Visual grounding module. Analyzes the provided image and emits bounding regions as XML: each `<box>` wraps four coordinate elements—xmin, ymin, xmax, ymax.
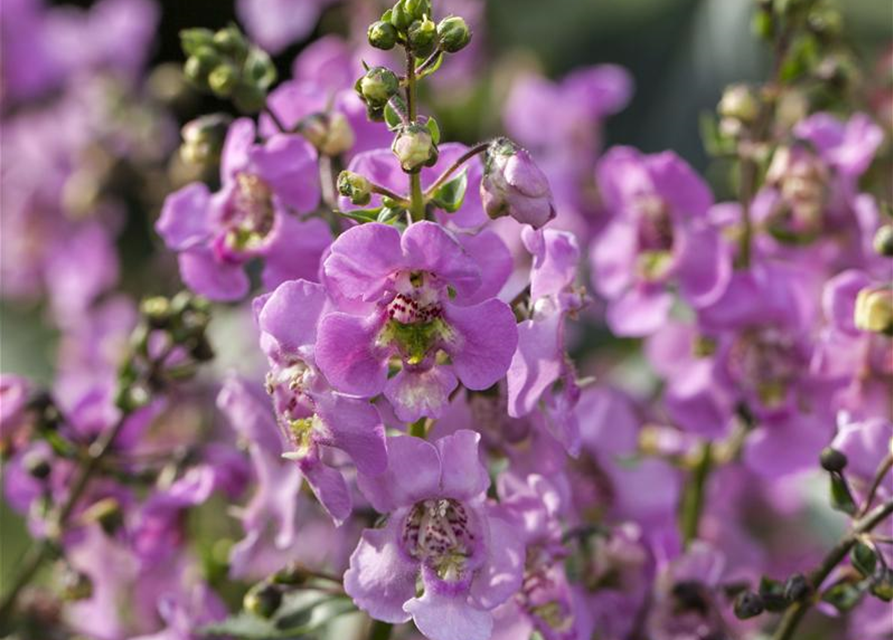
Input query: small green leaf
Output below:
<box><xmin>377</xmin><ymin>207</ymin><xmax>403</xmax><ymax>224</ymax></box>
<box><xmin>830</xmin><ymin>473</ymin><xmax>857</xmax><ymax>515</ymax></box>
<box><xmin>821</xmin><ymin>580</ymin><xmax>867</xmax><ymax>613</ymax></box>
<box><xmin>337</xmin><ymin>207</ymin><xmax>382</xmax><ymax>224</ymax></box>
<box><xmin>417</xmin><ymin>52</ymin><xmax>444</xmax><ymax>80</ymax></box>
<box><xmin>851</xmin><ymin>542</ymin><xmax>878</xmax><ymax>578</ymax></box>
<box><xmin>202</xmin><ymin>592</ymin><xmax>355</xmax><ymax>639</ymax></box>
<box><xmin>431</xmin><ymin>169</ymin><xmax>468</xmax><ymax>213</ymax></box>
<box><xmin>384</xmin><ymin>96</ymin><xmax>407</xmax><ymax>132</ymax></box>
<box><xmin>425</xmin><ymin>117</ymin><xmax>441</xmax><ymax>145</ymax></box>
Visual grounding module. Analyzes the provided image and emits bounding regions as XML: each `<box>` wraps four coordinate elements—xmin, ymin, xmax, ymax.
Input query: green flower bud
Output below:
<box><xmin>62</xmin><ymin>568</ymin><xmax>94</xmax><ymax>601</ymax></box>
<box><xmin>179</xmin><ymin>28</ymin><xmax>215</xmax><ymax>57</ymax></box>
<box><xmin>408</xmin><ymin>16</ymin><xmax>437</xmax><ymax>58</ymax></box>
<box><xmin>873</xmin><ymin>225</ymin><xmax>893</xmax><ymax>257</ymax></box>
<box><xmin>179</xmin><ymin>113</ymin><xmax>233</xmax><ymax>166</ymax></box>
<box><xmin>82</xmin><ymin>497</ymin><xmax>125</xmax><ymax>535</ymax></box>
<box><xmin>337</xmin><ymin>171</ymin><xmax>373</xmax><ymax>205</ymax></box>
<box><xmin>403</xmin><ymin>0</ymin><xmax>431</xmax><ymax>22</ymax></box>
<box><xmin>437</xmin><ymin>16</ymin><xmax>471</xmax><ymax>53</ymax></box>
<box><xmin>300</xmin><ymin>112</ymin><xmax>355</xmax><ymax>157</ymax></box>
<box><xmin>208</xmin><ymin>64</ymin><xmax>240</xmax><ymax>97</ymax></box>
<box><xmin>368</xmin><ymin>20</ymin><xmax>398</xmax><ymax>50</ymax></box>
<box><xmin>357</xmin><ymin>67</ymin><xmax>400</xmax><ymax>107</ymax></box>
<box><xmin>783</xmin><ymin>573</ymin><xmax>811</xmax><ymax>602</ymax></box>
<box><xmin>392</xmin><ymin>123</ymin><xmax>437</xmax><ymax>173</ymax></box>
<box><xmin>733</xmin><ymin>590</ymin><xmax>764</xmax><ymax>619</ymax></box>
<box><xmin>213</xmin><ymin>25</ymin><xmax>249</xmax><ymax>60</ymax></box>
<box><xmin>718</xmin><ymin>84</ymin><xmax>759</xmax><ymax>123</ymax></box>
<box><xmin>244</xmin><ymin>583</ymin><xmax>282</xmax><ymax>618</ymax></box>
<box><xmin>390</xmin><ymin>0</ymin><xmax>412</xmax><ymax>31</ymax></box>
<box><xmin>231</xmin><ymin>82</ymin><xmax>267</xmax><ymax>114</ymax></box>
<box><xmin>183</xmin><ymin>46</ymin><xmax>222</xmax><ymax>86</ymax></box>
<box><xmin>820</xmin><ymin>446</ymin><xmax>848</xmax><ymax>473</ymax></box>
<box><xmin>854</xmin><ymin>285</ymin><xmax>893</xmax><ymax>335</ymax></box>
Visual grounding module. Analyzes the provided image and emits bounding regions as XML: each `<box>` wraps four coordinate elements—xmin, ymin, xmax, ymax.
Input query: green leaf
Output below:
<box><xmin>851</xmin><ymin>542</ymin><xmax>878</xmax><ymax>578</ymax></box>
<box><xmin>871</xmin><ymin>569</ymin><xmax>893</xmax><ymax>602</ymax></box>
<box><xmin>377</xmin><ymin>207</ymin><xmax>404</xmax><ymax>224</ymax></box>
<box><xmin>830</xmin><ymin>473</ymin><xmax>857</xmax><ymax>515</ymax></box>
<box><xmin>384</xmin><ymin>97</ymin><xmax>407</xmax><ymax>132</ymax></box>
<box><xmin>202</xmin><ymin>592</ymin><xmax>355</xmax><ymax>639</ymax></box>
<box><xmin>431</xmin><ymin>169</ymin><xmax>468</xmax><ymax>213</ymax></box>
<box><xmin>416</xmin><ymin>52</ymin><xmax>444</xmax><ymax>80</ymax></box>
<box><xmin>337</xmin><ymin>207</ymin><xmax>382</xmax><ymax>224</ymax></box>
<box><xmin>425</xmin><ymin>117</ymin><xmax>441</xmax><ymax>145</ymax></box>
<box><xmin>821</xmin><ymin>580</ymin><xmax>867</xmax><ymax>613</ymax></box>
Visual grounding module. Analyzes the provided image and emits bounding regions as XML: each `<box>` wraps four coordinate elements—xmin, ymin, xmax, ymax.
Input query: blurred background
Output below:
<box><xmin>1</xmin><ymin>0</ymin><xmax>891</xmax><ymax>604</ymax></box>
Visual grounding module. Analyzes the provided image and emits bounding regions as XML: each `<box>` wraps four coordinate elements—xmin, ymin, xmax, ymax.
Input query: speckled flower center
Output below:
<box><xmin>402</xmin><ymin>498</ymin><xmax>475</xmax><ymax>581</ymax></box>
<box><xmin>386</xmin><ymin>271</ymin><xmax>444</xmax><ymax>324</ymax></box>
<box><xmin>635</xmin><ymin>196</ymin><xmax>674</xmax><ymax>253</ymax></box>
<box><xmin>226</xmin><ymin>173</ymin><xmax>275</xmax><ymax>250</ymax></box>
<box><xmin>265</xmin><ymin>360</ymin><xmax>312</xmax><ymax>420</ymax></box>
<box><xmin>729</xmin><ymin>329</ymin><xmax>801</xmax><ymax>407</ymax></box>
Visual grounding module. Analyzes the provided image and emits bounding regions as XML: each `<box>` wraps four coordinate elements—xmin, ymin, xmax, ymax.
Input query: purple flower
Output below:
<box><xmin>315</xmin><ymin>221</ymin><xmax>518</xmax><ymax>422</ymax></box>
<box><xmin>832</xmin><ymin>417</ymin><xmax>892</xmax><ymax>502</ymax></box>
<box><xmin>590</xmin><ymin>147</ymin><xmax>730</xmax><ymax>337</ymax></box>
<box><xmin>254</xmin><ymin>279</ymin><xmax>388</xmax><ymax>523</ymax></box>
<box><xmin>157</xmin><ymin>118</ymin><xmax>329</xmax><ymax>300</ymax></box>
<box><xmin>507</xmin><ymin>227</ymin><xmax>586</xmax><ymax>454</ymax></box>
<box><xmin>481</xmin><ymin>138</ymin><xmax>556</xmax><ymax>229</ymax></box>
<box><xmin>0</xmin><ymin>374</ymin><xmax>32</xmax><ymax>455</ymax></box>
<box><xmin>237</xmin><ymin>0</ymin><xmax>337</xmax><ymax>54</ymax></box>
<box><xmin>345</xmin><ymin>431</ymin><xmax>524</xmax><ymax>640</ymax></box>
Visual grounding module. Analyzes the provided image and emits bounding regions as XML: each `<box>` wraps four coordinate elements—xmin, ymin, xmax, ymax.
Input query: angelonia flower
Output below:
<box><xmin>4</xmin><ymin>2</ymin><xmax>893</xmax><ymax>640</ymax></box>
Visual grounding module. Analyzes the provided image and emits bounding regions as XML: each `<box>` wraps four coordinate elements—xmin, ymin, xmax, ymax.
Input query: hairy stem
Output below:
<box><xmin>771</xmin><ymin>499</ymin><xmax>893</xmax><ymax>640</ymax></box>
<box><xmin>859</xmin><ymin>452</ymin><xmax>893</xmax><ymax>517</ymax></box>
<box><xmin>423</xmin><ymin>141</ymin><xmax>490</xmax><ymax>199</ymax></box>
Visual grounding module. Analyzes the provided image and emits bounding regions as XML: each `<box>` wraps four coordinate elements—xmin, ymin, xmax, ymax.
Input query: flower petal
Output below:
<box><xmin>443</xmin><ymin>300</ymin><xmax>518</xmax><ymax>390</ymax></box>
<box><xmin>315</xmin><ymin>312</ymin><xmax>388</xmax><ymax>397</ymax></box>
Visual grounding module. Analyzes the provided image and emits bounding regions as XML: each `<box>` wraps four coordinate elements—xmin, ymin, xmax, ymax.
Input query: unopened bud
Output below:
<box><xmin>873</xmin><ymin>225</ymin><xmax>893</xmax><ymax>257</ymax></box>
<box><xmin>854</xmin><ymin>285</ymin><xmax>893</xmax><ymax>335</ymax></box>
<box><xmin>402</xmin><ymin>0</ymin><xmax>431</xmax><ymax>22</ymax></box>
<box><xmin>783</xmin><ymin>573</ymin><xmax>811</xmax><ymax>602</ymax></box>
<box><xmin>212</xmin><ymin>26</ymin><xmax>249</xmax><ymax>60</ymax></box>
<box><xmin>368</xmin><ymin>20</ymin><xmax>398</xmax><ymax>50</ymax></box>
<box><xmin>208</xmin><ymin>64</ymin><xmax>240</xmax><ymax>97</ymax></box>
<box><xmin>141</xmin><ymin>296</ymin><xmax>172</xmax><ymax>328</ymax></box>
<box><xmin>232</xmin><ymin>82</ymin><xmax>267</xmax><ymax>114</ymax></box>
<box><xmin>481</xmin><ymin>138</ymin><xmax>555</xmax><ymax>228</ymax></box>
<box><xmin>244</xmin><ymin>582</ymin><xmax>282</xmax><ymax>618</ymax></box>
<box><xmin>337</xmin><ymin>171</ymin><xmax>373</xmax><ymax>205</ymax></box>
<box><xmin>408</xmin><ymin>16</ymin><xmax>437</xmax><ymax>58</ymax></box>
<box><xmin>23</xmin><ymin>449</ymin><xmax>52</xmax><ymax>480</ymax></box>
<box><xmin>357</xmin><ymin>67</ymin><xmax>400</xmax><ymax>107</ymax></box>
<box><xmin>437</xmin><ymin>16</ymin><xmax>471</xmax><ymax>53</ymax></box>
<box><xmin>184</xmin><ymin>47</ymin><xmax>221</xmax><ymax>87</ymax></box>
<box><xmin>392</xmin><ymin>123</ymin><xmax>437</xmax><ymax>173</ymax></box>
<box><xmin>718</xmin><ymin>84</ymin><xmax>759</xmax><ymax>123</ymax></box>
<box><xmin>82</xmin><ymin>497</ymin><xmax>124</xmax><ymax>535</ymax></box>
<box><xmin>733</xmin><ymin>590</ymin><xmax>764</xmax><ymax>619</ymax></box>
<box><xmin>180</xmin><ymin>113</ymin><xmax>232</xmax><ymax>166</ymax></box>
<box><xmin>820</xmin><ymin>447</ymin><xmax>848</xmax><ymax>472</ymax></box>
<box><xmin>301</xmin><ymin>112</ymin><xmax>354</xmax><ymax>157</ymax></box>
<box><xmin>389</xmin><ymin>0</ymin><xmax>412</xmax><ymax>32</ymax></box>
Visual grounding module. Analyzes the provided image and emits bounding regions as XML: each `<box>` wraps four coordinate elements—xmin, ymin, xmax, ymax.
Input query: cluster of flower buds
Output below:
<box><xmin>181</xmin><ymin>24</ymin><xmax>277</xmax><ymax>112</ymax></box>
<box><xmin>367</xmin><ymin>0</ymin><xmax>471</xmax><ymax>56</ymax></box>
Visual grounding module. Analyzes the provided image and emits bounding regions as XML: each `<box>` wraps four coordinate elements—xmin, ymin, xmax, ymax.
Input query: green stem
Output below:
<box><xmin>405</xmin><ymin>48</ymin><xmax>425</xmax><ymax>223</ymax></box>
<box><xmin>680</xmin><ymin>442</ymin><xmax>713</xmax><ymax>548</ymax></box>
<box><xmin>771</xmin><ymin>499</ymin><xmax>893</xmax><ymax>640</ymax></box>
<box><xmin>423</xmin><ymin>141</ymin><xmax>490</xmax><ymax>199</ymax></box>
<box><xmin>369</xmin><ymin>620</ymin><xmax>393</xmax><ymax>640</ymax></box>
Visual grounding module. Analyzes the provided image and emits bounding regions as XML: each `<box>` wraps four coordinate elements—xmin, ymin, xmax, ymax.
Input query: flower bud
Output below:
<box><xmin>408</xmin><ymin>16</ymin><xmax>437</xmax><ymax>58</ymax></box>
<box><xmin>368</xmin><ymin>20</ymin><xmax>398</xmax><ymax>50</ymax></box>
<box><xmin>212</xmin><ymin>25</ymin><xmax>249</xmax><ymax>60</ymax></box>
<box><xmin>733</xmin><ymin>590</ymin><xmax>764</xmax><ymax>619</ymax></box>
<box><xmin>402</xmin><ymin>0</ymin><xmax>431</xmax><ymax>22</ymax></box>
<box><xmin>301</xmin><ymin>112</ymin><xmax>355</xmax><ymax>157</ymax></box>
<box><xmin>389</xmin><ymin>0</ymin><xmax>412</xmax><ymax>31</ymax></box>
<box><xmin>62</xmin><ymin>568</ymin><xmax>93</xmax><ymax>601</ymax></box>
<box><xmin>180</xmin><ymin>113</ymin><xmax>233</xmax><ymax>166</ymax></box>
<box><xmin>854</xmin><ymin>285</ymin><xmax>893</xmax><ymax>335</ymax></box>
<box><xmin>232</xmin><ymin>82</ymin><xmax>267</xmax><ymax>114</ymax></box>
<box><xmin>820</xmin><ymin>446</ymin><xmax>848</xmax><ymax>472</ymax></box>
<box><xmin>183</xmin><ymin>47</ymin><xmax>221</xmax><ymax>87</ymax></box>
<box><xmin>208</xmin><ymin>64</ymin><xmax>240</xmax><ymax>97</ymax></box>
<box><xmin>357</xmin><ymin>67</ymin><xmax>400</xmax><ymax>107</ymax></box>
<box><xmin>783</xmin><ymin>573</ymin><xmax>811</xmax><ymax>602</ymax></box>
<box><xmin>437</xmin><ymin>16</ymin><xmax>471</xmax><ymax>53</ymax></box>
<box><xmin>82</xmin><ymin>497</ymin><xmax>125</xmax><ymax>535</ymax></box>
<box><xmin>23</xmin><ymin>448</ymin><xmax>51</xmax><ymax>480</ymax></box>
<box><xmin>718</xmin><ymin>84</ymin><xmax>759</xmax><ymax>123</ymax></box>
<box><xmin>392</xmin><ymin>123</ymin><xmax>437</xmax><ymax>173</ymax></box>
<box><xmin>481</xmin><ymin>138</ymin><xmax>555</xmax><ymax>228</ymax></box>
<box><xmin>337</xmin><ymin>171</ymin><xmax>373</xmax><ymax>205</ymax></box>
<box><xmin>244</xmin><ymin>582</ymin><xmax>282</xmax><ymax>618</ymax></box>
<box><xmin>873</xmin><ymin>225</ymin><xmax>893</xmax><ymax>257</ymax></box>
